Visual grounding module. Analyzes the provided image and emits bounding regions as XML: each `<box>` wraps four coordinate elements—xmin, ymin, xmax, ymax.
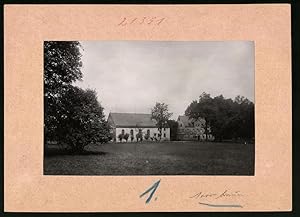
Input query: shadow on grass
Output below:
<box><xmin>45</xmin><ymin>148</ymin><xmax>107</xmax><ymax>157</ymax></box>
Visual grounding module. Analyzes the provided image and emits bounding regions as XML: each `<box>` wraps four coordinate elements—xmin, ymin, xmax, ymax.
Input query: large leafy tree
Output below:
<box><xmin>44</xmin><ymin>41</ymin><xmax>110</xmax><ymax>152</ymax></box>
<box><xmin>57</xmin><ymin>87</ymin><xmax>111</xmax><ymax>152</ymax></box>
<box><xmin>44</xmin><ymin>41</ymin><xmax>83</xmax><ymax>142</ymax></box>
<box><xmin>151</xmin><ymin>102</ymin><xmax>173</xmax><ymax>137</ymax></box>
<box><xmin>44</xmin><ymin>41</ymin><xmax>83</xmax><ymax>93</ymax></box>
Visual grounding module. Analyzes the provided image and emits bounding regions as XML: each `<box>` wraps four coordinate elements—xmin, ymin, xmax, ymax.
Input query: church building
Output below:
<box><xmin>107</xmin><ymin>112</ymin><xmax>170</xmax><ymax>142</ymax></box>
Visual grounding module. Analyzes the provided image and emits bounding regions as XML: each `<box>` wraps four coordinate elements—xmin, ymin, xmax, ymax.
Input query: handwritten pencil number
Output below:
<box><xmin>118</xmin><ymin>17</ymin><xmax>166</xmax><ymax>26</ymax></box>
<box><xmin>140</xmin><ymin>179</ymin><xmax>161</xmax><ymax>204</ymax></box>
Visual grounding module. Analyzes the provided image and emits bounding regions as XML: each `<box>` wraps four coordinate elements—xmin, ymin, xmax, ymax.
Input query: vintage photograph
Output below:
<box><xmin>44</xmin><ymin>41</ymin><xmax>255</xmax><ymax>175</ymax></box>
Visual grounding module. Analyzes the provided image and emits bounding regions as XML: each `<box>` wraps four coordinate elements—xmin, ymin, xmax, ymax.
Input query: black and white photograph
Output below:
<box><xmin>44</xmin><ymin>41</ymin><xmax>255</xmax><ymax>176</ymax></box>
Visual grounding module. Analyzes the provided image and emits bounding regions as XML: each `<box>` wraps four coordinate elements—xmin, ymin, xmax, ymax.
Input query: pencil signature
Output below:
<box><xmin>190</xmin><ymin>190</ymin><xmax>244</xmax><ymax>208</ymax></box>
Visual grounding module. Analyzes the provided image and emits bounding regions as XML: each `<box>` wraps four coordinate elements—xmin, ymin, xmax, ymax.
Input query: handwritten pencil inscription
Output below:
<box><xmin>139</xmin><ymin>181</ymin><xmax>244</xmax><ymax>208</ymax></box>
<box><xmin>118</xmin><ymin>17</ymin><xmax>166</xmax><ymax>26</ymax></box>
<box><xmin>190</xmin><ymin>190</ymin><xmax>244</xmax><ymax>208</ymax></box>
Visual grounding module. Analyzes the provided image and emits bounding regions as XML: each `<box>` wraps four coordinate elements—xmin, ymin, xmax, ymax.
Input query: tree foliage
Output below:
<box><xmin>151</xmin><ymin>102</ymin><xmax>173</xmax><ymax>132</ymax></box>
<box><xmin>44</xmin><ymin>41</ymin><xmax>83</xmax><ymax>96</ymax></box>
<box><xmin>44</xmin><ymin>41</ymin><xmax>83</xmax><ymax>143</ymax></box>
<box><xmin>44</xmin><ymin>41</ymin><xmax>110</xmax><ymax>152</ymax></box>
<box><xmin>185</xmin><ymin>92</ymin><xmax>254</xmax><ymax>142</ymax></box>
<box><xmin>57</xmin><ymin>87</ymin><xmax>111</xmax><ymax>152</ymax></box>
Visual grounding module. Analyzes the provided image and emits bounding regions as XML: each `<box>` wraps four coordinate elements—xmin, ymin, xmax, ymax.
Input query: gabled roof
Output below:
<box><xmin>177</xmin><ymin>115</ymin><xmax>205</xmax><ymax>128</ymax></box>
<box><xmin>108</xmin><ymin>112</ymin><xmax>158</xmax><ymax>128</ymax></box>
<box><xmin>177</xmin><ymin>115</ymin><xmax>191</xmax><ymax>126</ymax></box>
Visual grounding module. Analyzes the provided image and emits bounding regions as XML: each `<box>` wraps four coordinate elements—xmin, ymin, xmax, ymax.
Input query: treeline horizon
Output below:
<box><xmin>184</xmin><ymin>92</ymin><xmax>254</xmax><ymax>142</ymax></box>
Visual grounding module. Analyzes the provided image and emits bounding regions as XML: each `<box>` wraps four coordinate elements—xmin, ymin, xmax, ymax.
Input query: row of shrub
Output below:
<box><xmin>117</xmin><ymin>132</ymin><xmax>163</xmax><ymax>142</ymax></box>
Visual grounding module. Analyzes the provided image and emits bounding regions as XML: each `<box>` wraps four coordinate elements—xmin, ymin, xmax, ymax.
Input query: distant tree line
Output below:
<box><xmin>185</xmin><ymin>92</ymin><xmax>254</xmax><ymax>142</ymax></box>
<box><xmin>44</xmin><ymin>41</ymin><xmax>111</xmax><ymax>153</ymax></box>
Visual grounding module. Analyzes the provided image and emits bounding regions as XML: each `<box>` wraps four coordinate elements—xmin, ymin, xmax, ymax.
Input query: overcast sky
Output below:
<box><xmin>75</xmin><ymin>41</ymin><xmax>254</xmax><ymax>120</ymax></box>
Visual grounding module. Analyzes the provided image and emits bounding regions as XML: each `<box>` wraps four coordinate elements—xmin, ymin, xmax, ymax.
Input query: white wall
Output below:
<box><xmin>115</xmin><ymin>127</ymin><xmax>170</xmax><ymax>142</ymax></box>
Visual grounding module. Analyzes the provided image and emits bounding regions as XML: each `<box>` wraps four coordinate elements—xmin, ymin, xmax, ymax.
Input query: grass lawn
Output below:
<box><xmin>44</xmin><ymin>141</ymin><xmax>254</xmax><ymax>175</ymax></box>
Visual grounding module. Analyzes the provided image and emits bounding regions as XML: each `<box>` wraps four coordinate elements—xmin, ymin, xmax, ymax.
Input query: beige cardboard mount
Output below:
<box><xmin>4</xmin><ymin>4</ymin><xmax>291</xmax><ymax>212</ymax></box>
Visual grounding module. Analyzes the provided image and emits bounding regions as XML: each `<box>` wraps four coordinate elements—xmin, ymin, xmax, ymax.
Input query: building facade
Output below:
<box><xmin>177</xmin><ymin>115</ymin><xmax>214</xmax><ymax>141</ymax></box>
<box><xmin>107</xmin><ymin>112</ymin><xmax>170</xmax><ymax>142</ymax></box>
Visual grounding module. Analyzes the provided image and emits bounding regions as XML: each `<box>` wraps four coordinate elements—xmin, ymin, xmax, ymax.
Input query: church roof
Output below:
<box><xmin>108</xmin><ymin>112</ymin><xmax>158</xmax><ymax>128</ymax></box>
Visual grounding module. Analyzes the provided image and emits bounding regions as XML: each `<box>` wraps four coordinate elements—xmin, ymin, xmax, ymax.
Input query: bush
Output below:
<box><xmin>123</xmin><ymin>133</ymin><xmax>129</xmax><ymax>142</ymax></box>
<box><xmin>136</xmin><ymin>132</ymin><xmax>143</xmax><ymax>142</ymax></box>
<box><xmin>55</xmin><ymin>87</ymin><xmax>111</xmax><ymax>153</ymax></box>
<box><xmin>144</xmin><ymin>134</ymin><xmax>150</xmax><ymax>140</ymax></box>
<box><xmin>118</xmin><ymin>134</ymin><xmax>123</xmax><ymax>142</ymax></box>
